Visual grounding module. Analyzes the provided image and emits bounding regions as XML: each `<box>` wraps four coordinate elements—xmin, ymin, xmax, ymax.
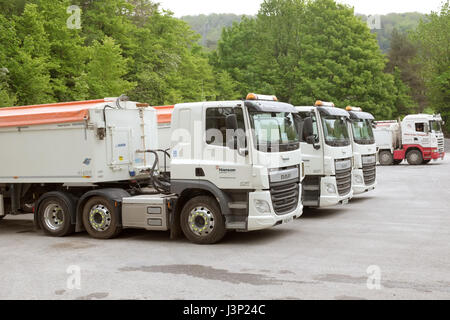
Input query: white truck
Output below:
<box><xmin>374</xmin><ymin>114</ymin><xmax>445</xmax><ymax>166</ymax></box>
<box><xmin>0</xmin><ymin>95</ymin><xmax>303</xmax><ymax>244</ymax></box>
<box><xmin>295</xmin><ymin>101</ymin><xmax>353</xmax><ymax>207</ymax></box>
<box><xmin>346</xmin><ymin>107</ymin><xmax>377</xmax><ymax>194</ymax></box>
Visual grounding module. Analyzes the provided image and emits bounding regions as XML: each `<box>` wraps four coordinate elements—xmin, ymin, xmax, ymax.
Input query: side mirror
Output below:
<box><xmin>226</xmin><ymin>114</ymin><xmax>238</xmax><ymax>131</ymax></box>
<box><xmin>303</xmin><ymin>117</ymin><xmax>314</xmax><ymax>139</ymax></box>
<box><xmin>303</xmin><ymin>117</ymin><xmax>320</xmax><ymax>150</ymax></box>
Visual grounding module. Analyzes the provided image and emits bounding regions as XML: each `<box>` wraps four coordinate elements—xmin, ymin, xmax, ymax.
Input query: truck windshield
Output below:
<box><xmin>249</xmin><ymin>112</ymin><xmax>299</xmax><ymax>152</ymax></box>
<box><xmin>430</xmin><ymin>121</ymin><xmax>443</xmax><ymax>133</ymax></box>
<box><xmin>352</xmin><ymin>119</ymin><xmax>375</xmax><ymax>145</ymax></box>
<box><xmin>321</xmin><ymin>116</ymin><xmax>350</xmax><ymax>147</ymax></box>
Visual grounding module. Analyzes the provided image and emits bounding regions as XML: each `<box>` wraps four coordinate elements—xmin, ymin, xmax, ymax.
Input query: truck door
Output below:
<box><xmin>202</xmin><ymin>105</ymin><xmax>253</xmax><ymax>190</ymax></box>
<box><xmin>298</xmin><ymin>111</ymin><xmax>324</xmax><ymax>175</ymax></box>
<box><xmin>413</xmin><ymin>121</ymin><xmax>430</xmax><ymax>147</ymax></box>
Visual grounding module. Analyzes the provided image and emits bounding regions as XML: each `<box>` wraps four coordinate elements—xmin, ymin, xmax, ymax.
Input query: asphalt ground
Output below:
<box><xmin>0</xmin><ymin>152</ymin><xmax>449</xmax><ymax>300</ymax></box>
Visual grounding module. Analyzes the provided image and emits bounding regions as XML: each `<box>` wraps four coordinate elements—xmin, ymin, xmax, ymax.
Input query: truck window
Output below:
<box><xmin>415</xmin><ymin>123</ymin><xmax>425</xmax><ymax>133</ymax></box>
<box><xmin>206</xmin><ymin>107</ymin><xmax>245</xmax><ymax>147</ymax></box>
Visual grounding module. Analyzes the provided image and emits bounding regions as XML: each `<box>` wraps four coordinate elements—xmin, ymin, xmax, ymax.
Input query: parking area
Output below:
<box><xmin>1</xmin><ymin>146</ymin><xmax>449</xmax><ymax>300</ymax></box>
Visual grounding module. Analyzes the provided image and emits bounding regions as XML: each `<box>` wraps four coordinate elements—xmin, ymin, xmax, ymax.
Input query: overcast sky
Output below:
<box><xmin>157</xmin><ymin>0</ymin><xmax>445</xmax><ymax>17</ymax></box>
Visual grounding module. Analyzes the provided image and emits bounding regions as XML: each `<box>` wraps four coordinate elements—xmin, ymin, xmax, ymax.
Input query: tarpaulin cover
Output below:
<box><xmin>0</xmin><ymin>99</ymin><xmax>106</xmax><ymax>128</ymax></box>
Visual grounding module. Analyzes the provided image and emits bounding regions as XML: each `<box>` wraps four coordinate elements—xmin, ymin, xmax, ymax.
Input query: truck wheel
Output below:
<box><xmin>38</xmin><ymin>195</ymin><xmax>76</xmax><ymax>237</ymax></box>
<box><xmin>0</xmin><ymin>216</ymin><xmax>5</xmax><ymax>221</ymax></box>
<box><xmin>407</xmin><ymin>150</ymin><xmax>423</xmax><ymax>165</ymax></box>
<box><xmin>422</xmin><ymin>160</ymin><xmax>431</xmax><ymax>165</ymax></box>
<box><xmin>82</xmin><ymin>197</ymin><xmax>122</xmax><ymax>239</ymax></box>
<box><xmin>379</xmin><ymin>151</ymin><xmax>394</xmax><ymax>166</ymax></box>
<box><xmin>180</xmin><ymin>196</ymin><xmax>226</xmax><ymax>245</ymax></box>
<box><xmin>393</xmin><ymin>160</ymin><xmax>403</xmax><ymax>165</ymax></box>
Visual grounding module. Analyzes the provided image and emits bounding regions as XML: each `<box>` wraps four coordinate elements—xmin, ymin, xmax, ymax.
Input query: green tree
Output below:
<box><xmin>386</xmin><ymin>29</ymin><xmax>424</xmax><ymax>112</ymax></box>
<box><xmin>85</xmin><ymin>37</ymin><xmax>136</xmax><ymax>98</ymax></box>
<box><xmin>412</xmin><ymin>1</ymin><xmax>450</xmax><ymax>132</ymax></box>
<box><xmin>214</xmin><ymin>0</ymin><xmax>401</xmax><ymax>119</ymax></box>
<box><xmin>30</xmin><ymin>0</ymin><xmax>88</xmax><ymax>101</ymax></box>
<box><xmin>8</xmin><ymin>4</ymin><xmax>54</xmax><ymax>105</ymax></box>
<box><xmin>0</xmin><ymin>68</ymin><xmax>16</xmax><ymax>107</ymax></box>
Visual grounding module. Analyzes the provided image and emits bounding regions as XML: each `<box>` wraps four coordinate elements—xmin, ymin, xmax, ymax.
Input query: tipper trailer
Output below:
<box><xmin>346</xmin><ymin>107</ymin><xmax>377</xmax><ymax>195</ymax></box>
<box><xmin>0</xmin><ymin>95</ymin><xmax>303</xmax><ymax>244</ymax></box>
<box><xmin>294</xmin><ymin>101</ymin><xmax>353</xmax><ymax>208</ymax></box>
<box><xmin>374</xmin><ymin>114</ymin><xmax>445</xmax><ymax>166</ymax></box>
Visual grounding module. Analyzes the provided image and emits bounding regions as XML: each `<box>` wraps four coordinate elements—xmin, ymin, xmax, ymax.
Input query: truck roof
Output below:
<box><xmin>0</xmin><ymin>99</ymin><xmax>108</xmax><ymax>128</ymax></box>
<box><xmin>295</xmin><ymin>106</ymin><xmax>350</xmax><ymax>118</ymax></box>
<box><xmin>403</xmin><ymin>114</ymin><xmax>442</xmax><ymax>121</ymax></box>
<box><xmin>348</xmin><ymin>111</ymin><xmax>375</xmax><ymax>120</ymax></box>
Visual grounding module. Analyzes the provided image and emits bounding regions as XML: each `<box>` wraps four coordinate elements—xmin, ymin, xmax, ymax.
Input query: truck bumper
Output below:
<box><xmin>432</xmin><ymin>152</ymin><xmax>445</xmax><ymax>160</ymax></box>
<box><xmin>352</xmin><ymin>169</ymin><xmax>377</xmax><ymax>195</ymax></box>
<box><xmin>319</xmin><ymin>176</ymin><xmax>353</xmax><ymax>207</ymax></box>
<box><xmin>247</xmin><ymin>187</ymin><xmax>303</xmax><ymax>231</ymax></box>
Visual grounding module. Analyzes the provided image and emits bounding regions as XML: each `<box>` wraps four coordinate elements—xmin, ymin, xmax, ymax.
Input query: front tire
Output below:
<box><xmin>180</xmin><ymin>196</ymin><xmax>226</xmax><ymax>245</ymax></box>
<box><xmin>38</xmin><ymin>194</ymin><xmax>76</xmax><ymax>237</ymax></box>
<box><xmin>407</xmin><ymin>150</ymin><xmax>423</xmax><ymax>165</ymax></box>
<box><xmin>82</xmin><ymin>197</ymin><xmax>122</xmax><ymax>239</ymax></box>
<box><xmin>379</xmin><ymin>151</ymin><xmax>394</xmax><ymax>166</ymax></box>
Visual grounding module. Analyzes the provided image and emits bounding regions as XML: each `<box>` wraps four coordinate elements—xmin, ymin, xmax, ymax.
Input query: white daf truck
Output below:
<box><xmin>0</xmin><ymin>95</ymin><xmax>303</xmax><ymax>244</ymax></box>
<box><xmin>346</xmin><ymin>107</ymin><xmax>377</xmax><ymax>195</ymax></box>
<box><xmin>295</xmin><ymin>101</ymin><xmax>353</xmax><ymax>207</ymax></box>
<box><xmin>374</xmin><ymin>114</ymin><xmax>445</xmax><ymax>165</ymax></box>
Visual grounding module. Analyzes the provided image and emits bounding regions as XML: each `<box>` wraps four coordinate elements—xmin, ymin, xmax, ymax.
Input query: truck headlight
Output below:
<box><xmin>355</xmin><ymin>174</ymin><xmax>364</xmax><ymax>184</ymax></box>
<box><xmin>254</xmin><ymin>200</ymin><xmax>271</xmax><ymax>214</ymax></box>
<box><xmin>326</xmin><ymin>183</ymin><xmax>336</xmax><ymax>194</ymax></box>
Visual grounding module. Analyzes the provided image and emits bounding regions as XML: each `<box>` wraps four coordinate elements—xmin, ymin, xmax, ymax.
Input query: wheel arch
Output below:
<box><xmin>35</xmin><ymin>191</ymin><xmax>78</xmax><ymax>230</ymax></box>
<box><xmin>76</xmin><ymin>188</ymin><xmax>130</xmax><ymax>232</ymax></box>
<box><xmin>169</xmin><ymin>180</ymin><xmax>232</xmax><ymax>240</ymax></box>
<box><xmin>405</xmin><ymin>146</ymin><xmax>423</xmax><ymax>156</ymax></box>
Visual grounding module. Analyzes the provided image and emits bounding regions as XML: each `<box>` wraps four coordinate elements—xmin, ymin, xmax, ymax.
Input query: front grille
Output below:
<box><xmin>438</xmin><ymin>138</ymin><xmax>445</xmax><ymax>153</ymax></box>
<box><xmin>270</xmin><ymin>178</ymin><xmax>299</xmax><ymax>215</ymax></box>
<box><xmin>363</xmin><ymin>163</ymin><xmax>376</xmax><ymax>186</ymax></box>
<box><xmin>362</xmin><ymin>155</ymin><xmax>377</xmax><ymax>186</ymax></box>
<box><xmin>335</xmin><ymin>158</ymin><xmax>352</xmax><ymax>196</ymax></box>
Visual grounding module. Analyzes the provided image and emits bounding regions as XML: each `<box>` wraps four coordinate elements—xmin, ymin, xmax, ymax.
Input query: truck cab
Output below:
<box><xmin>295</xmin><ymin>101</ymin><xmax>353</xmax><ymax>208</ymax></box>
<box><xmin>375</xmin><ymin>114</ymin><xmax>445</xmax><ymax>165</ymax></box>
<box><xmin>156</xmin><ymin>94</ymin><xmax>304</xmax><ymax>235</ymax></box>
<box><xmin>346</xmin><ymin>107</ymin><xmax>377</xmax><ymax>195</ymax></box>
<box><xmin>429</xmin><ymin>114</ymin><xmax>445</xmax><ymax>158</ymax></box>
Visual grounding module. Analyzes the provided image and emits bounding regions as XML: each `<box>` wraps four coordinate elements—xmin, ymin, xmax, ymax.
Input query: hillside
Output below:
<box><xmin>181</xmin><ymin>14</ymin><xmax>251</xmax><ymax>50</ymax></box>
<box><xmin>181</xmin><ymin>12</ymin><xmax>426</xmax><ymax>52</ymax></box>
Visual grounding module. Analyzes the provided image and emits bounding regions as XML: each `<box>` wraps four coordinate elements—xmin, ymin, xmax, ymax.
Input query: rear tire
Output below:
<box><xmin>38</xmin><ymin>194</ymin><xmax>76</xmax><ymax>237</ymax></box>
<box><xmin>379</xmin><ymin>151</ymin><xmax>394</xmax><ymax>166</ymax></box>
<box><xmin>406</xmin><ymin>150</ymin><xmax>423</xmax><ymax>165</ymax></box>
<box><xmin>82</xmin><ymin>197</ymin><xmax>122</xmax><ymax>239</ymax></box>
<box><xmin>180</xmin><ymin>196</ymin><xmax>226</xmax><ymax>245</ymax></box>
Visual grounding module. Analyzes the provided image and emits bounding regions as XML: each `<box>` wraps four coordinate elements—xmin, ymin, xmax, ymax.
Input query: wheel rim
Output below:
<box><xmin>43</xmin><ymin>203</ymin><xmax>65</xmax><ymax>231</ymax></box>
<box><xmin>89</xmin><ymin>204</ymin><xmax>112</xmax><ymax>232</ymax></box>
<box><xmin>410</xmin><ymin>153</ymin><xmax>420</xmax><ymax>163</ymax></box>
<box><xmin>381</xmin><ymin>153</ymin><xmax>391</xmax><ymax>163</ymax></box>
<box><xmin>188</xmin><ymin>206</ymin><xmax>215</xmax><ymax>237</ymax></box>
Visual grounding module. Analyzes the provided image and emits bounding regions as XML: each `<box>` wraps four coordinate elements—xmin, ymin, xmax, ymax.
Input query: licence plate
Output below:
<box><xmin>283</xmin><ymin>216</ymin><xmax>294</xmax><ymax>224</ymax></box>
<box><xmin>342</xmin><ymin>199</ymin><xmax>349</xmax><ymax>205</ymax></box>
